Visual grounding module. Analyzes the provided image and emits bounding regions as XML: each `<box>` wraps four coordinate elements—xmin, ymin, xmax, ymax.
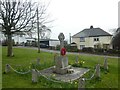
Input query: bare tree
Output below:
<box><xmin>112</xmin><ymin>27</ymin><xmax>120</xmax><ymax>50</ymax></box>
<box><xmin>40</xmin><ymin>25</ymin><xmax>51</xmax><ymax>39</ymax></box>
<box><xmin>0</xmin><ymin>0</ymin><xmax>51</xmax><ymax>56</ymax></box>
<box><xmin>0</xmin><ymin>0</ymin><xmax>37</xmax><ymax>56</ymax></box>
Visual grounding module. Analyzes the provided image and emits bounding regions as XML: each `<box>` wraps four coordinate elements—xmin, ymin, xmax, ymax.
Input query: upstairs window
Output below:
<box><xmin>94</xmin><ymin>38</ymin><xmax>99</xmax><ymax>41</ymax></box>
<box><xmin>80</xmin><ymin>37</ymin><xmax>85</xmax><ymax>42</ymax></box>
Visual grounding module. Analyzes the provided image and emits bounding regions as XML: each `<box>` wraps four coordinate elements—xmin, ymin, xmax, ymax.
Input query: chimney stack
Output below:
<box><xmin>90</xmin><ymin>25</ymin><xmax>93</xmax><ymax>29</ymax></box>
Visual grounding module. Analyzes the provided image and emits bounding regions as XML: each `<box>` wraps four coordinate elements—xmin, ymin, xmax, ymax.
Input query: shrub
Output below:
<box><xmin>94</xmin><ymin>48</ymin><xmax>104</xmax><ymax>53</ymax></box>
<box><xmin>56</xmin><ymin>45</ymin><xmax>60</xmax><ymax>50</ymax></box>
<box><xmin>107</xmin><ymin>49</ymin><xmax>120</xmax><ymax>54</ymax></box>
<box><xmin>70</xmin><ymin>46</ymin><xmax>78</xmax><ymax>52</ymax></box>
<box><xmin>82</xmin><ymin>47</ymin><xmax>94</xmax><ymax>53</ymax></box>
<box><xmin>65</xmin><ymin>44</ymin><xmax>78</xmax><ymax>52</ymax></box>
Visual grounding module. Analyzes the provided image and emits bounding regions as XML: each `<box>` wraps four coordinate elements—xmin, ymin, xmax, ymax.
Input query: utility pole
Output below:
<box><xmin>37</xmin><ymin>7</ymin><xmax>40</xmax><ymax>53</ymax></box>
<box><xmin>69</xmin><ymin>33</ymin><xmax>71</xmax><ymax>44</ymax></box>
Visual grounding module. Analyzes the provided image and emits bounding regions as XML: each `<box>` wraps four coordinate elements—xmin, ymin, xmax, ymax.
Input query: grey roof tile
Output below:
<box><xmin>72</xmin><ymin>27</ymin><xmax>112</xmax><ymax>38</ymax></box>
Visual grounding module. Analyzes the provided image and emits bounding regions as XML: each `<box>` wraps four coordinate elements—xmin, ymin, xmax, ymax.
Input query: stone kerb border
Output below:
<box><xmin>4</xmin><ymin>56</ymin><xmax>109</xmax><ymax>88</ymax></box>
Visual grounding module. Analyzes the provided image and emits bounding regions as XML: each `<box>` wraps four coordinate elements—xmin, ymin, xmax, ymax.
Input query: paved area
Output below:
<box><xmin>39</xmin><ymin>66</ymin><xmax>90</xmax><ymax>82</ymax></box>
<box><xmin>16</xmin><ymin>46</ymin><xmax>120</xmax><ymax>59</ymax></box>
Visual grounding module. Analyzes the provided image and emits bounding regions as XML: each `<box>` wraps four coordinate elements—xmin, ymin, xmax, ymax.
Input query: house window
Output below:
<box><xmin>80</xmin><ymin>45</ymin><xmax>85</xmax><ymax>50</ymax></box>
<box><xmin>103</xmin><ymin>44</ymin><xmax>109</xmax><ymax>49</ymax></box>
<box><xmin>80</xmin><ymin>37</ymin><xmax>85</xmax><ymax>42</ymax></box>
<box><xmin>94</xmin><ymin>38</ymin><xmax>99</xmax><ymax>41</ymax></box>
<box><xmin>94</xmin><ymin>45</ymin><xmax>99</xmax><ymax>48</ymax></box>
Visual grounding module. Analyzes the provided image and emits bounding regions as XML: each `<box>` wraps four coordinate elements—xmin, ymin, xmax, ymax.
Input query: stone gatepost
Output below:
<box><xmin>36</xmin><ymin>58</ymin><xmax>40</xmax><ymax>65</ymax></box>
<box><xmin>75</xmin><ymin>55</ymin><xmax>79</xmax><ymax>64</ymax></box>
<box><xmin>5</xmin><ymin>64</ymin><xmax>10</xmax><ymax>73</ymax></box>
<box><xmin>78</xmin><ymin>77</ymin><xmax>85</xmax><ymax>89</ymax></box>
<box><xmin>103</xmin><ymin>56</ymin><xmax>108</xmax><ymax>70</ymax></box>
<box><xmin>32</xmin><ymin>69</ymin><xmax>38</xmax><ymax>83</ymax></box>
<box><xmin>95</xmin><ymin>64</ymin><xmax>100</xmax><ymax>78</ymax></box>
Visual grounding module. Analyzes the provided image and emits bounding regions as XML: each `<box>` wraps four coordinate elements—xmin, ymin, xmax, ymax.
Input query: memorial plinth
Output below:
<box><xmin>53</xmin><ymin>55</ymin><xmax>72</xmax><ymax>74</ymax></box>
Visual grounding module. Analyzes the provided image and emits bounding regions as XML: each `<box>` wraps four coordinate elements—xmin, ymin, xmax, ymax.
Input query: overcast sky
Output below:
<box><xmin>38</xmin><ymin>0</ymin><xmax>119</xmax><ymax>42</ymax></box>
<box><xmin>1</xmin><ymin>0</ymin><xmax>119</xmax><ymax>43</ymax></box>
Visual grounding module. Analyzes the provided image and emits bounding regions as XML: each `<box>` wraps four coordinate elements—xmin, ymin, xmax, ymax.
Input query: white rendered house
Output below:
<box><xmin>72</xmin><ymin>26</ymin><xmax>112</xmax><ymax>50</ymax></box>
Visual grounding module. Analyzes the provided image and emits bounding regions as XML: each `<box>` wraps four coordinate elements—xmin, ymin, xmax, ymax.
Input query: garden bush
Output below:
<box><xmin>94</xmin><ymin>48</ymin><xmax>105</xmax><ymax>53</ymax></box>
<box><xmin>82</xmin><ymin>47</ymin><xmax>94</xmax><ymax>53</ymax></box>
<box><xmin>56</xmin><ymin>44</ymin><xmax>78</xmax><ymax>52</ymax></box>
<box><xmin>107</xmin><ymin>49</ymin><xmax>120</xmax><ymax>54</ymax></box>
<box><xmin>56</xmin><ymin>45</ymin><xmax>60</xmax><ymax>50</ymax></box>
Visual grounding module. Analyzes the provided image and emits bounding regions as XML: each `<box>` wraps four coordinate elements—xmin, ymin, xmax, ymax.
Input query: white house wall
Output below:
<box><xmin>98</xmin><ymin>36</ymin><xmax>112</xmax><ymax>44</ymax></box>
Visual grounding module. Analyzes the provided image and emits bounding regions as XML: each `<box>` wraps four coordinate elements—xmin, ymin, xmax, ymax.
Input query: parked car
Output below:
<box><xmin>40</xmin><ymin>43</ymin><xmax>49</xmax><ymax>48</ymax></box>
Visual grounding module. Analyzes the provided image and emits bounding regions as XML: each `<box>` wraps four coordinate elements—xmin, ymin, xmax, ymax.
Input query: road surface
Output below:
<box><xmin>16</xmin><ymin>46</ymin><xmax>120</xmax><ymax>59</ymax></box>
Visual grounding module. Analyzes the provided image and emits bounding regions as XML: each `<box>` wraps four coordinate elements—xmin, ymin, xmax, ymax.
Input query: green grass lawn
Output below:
<box><xmin>2</xmin><ymin>46</ymin><xmax>119</xmax><ymax>88</ymax></box>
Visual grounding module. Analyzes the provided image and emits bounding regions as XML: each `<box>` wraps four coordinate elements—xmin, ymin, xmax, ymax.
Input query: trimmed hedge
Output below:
<box><xmin>82</xmin><ymin>47</ymin><xmax>120</xmax><ymax>55</ymax></box>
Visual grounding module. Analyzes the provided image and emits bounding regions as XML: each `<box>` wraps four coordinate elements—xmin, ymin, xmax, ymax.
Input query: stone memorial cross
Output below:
<box><xmin>58</xmin><ymin>33</ymin><xmax>65</xmax><ymax>50</ymax></box>
<box><xmin>53</xmin><ymin>32</ymin><xmax>72</xmax><ymax>74</ymax></box>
